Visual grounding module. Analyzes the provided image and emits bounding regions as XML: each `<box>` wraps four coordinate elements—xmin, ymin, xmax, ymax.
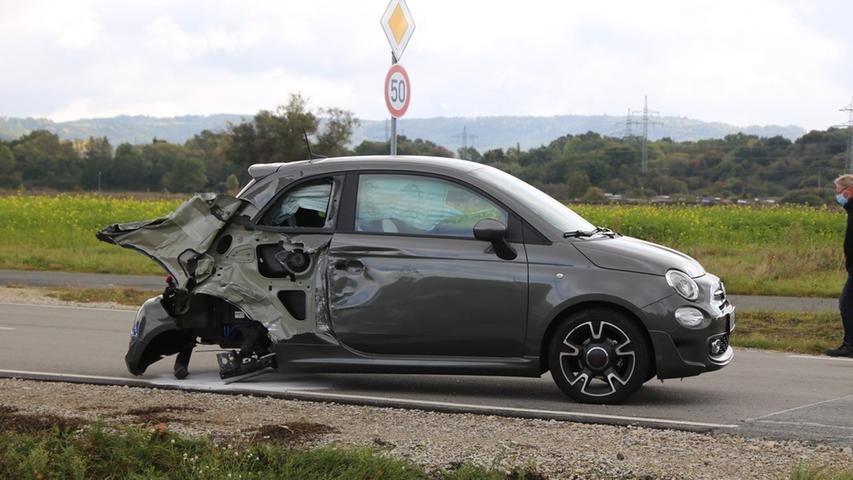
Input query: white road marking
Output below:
<box><xmin>788</xmin><ymin>354</ymin><xmax>853</xmax><ymax>363</ymax></box>
<box><xmin>0</xmin><ymin>326</ymin><xmax>15</xmax><ymax>330</ymax></box>
<box><xmin>745</xmin><ymin>393</ymin><xmax>853</xmax><ymax>422</ymax></box>
<box><xmin>0</xmin><ymin>302</ymin><xmax>135</xmax><ymax>313</ymax></box>
<box><xmin>0</xmin><ymin>368</ymin><xmax>739</xmax><ymax>430</ymax></box>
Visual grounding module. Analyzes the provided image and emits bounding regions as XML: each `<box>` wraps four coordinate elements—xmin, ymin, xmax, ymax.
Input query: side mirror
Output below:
<box><xmin>473</xmin><ymin>219</ymin><xmax>517</xmax><ymax>260</ymax></box>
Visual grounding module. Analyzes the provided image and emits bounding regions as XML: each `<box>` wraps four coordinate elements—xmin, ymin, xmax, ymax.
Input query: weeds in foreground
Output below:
<box><xmin>0</xmin><ymin>423</ymin><xmax>544</xmax><ymax>480</ymax></box>
<box><xmin>792</xmin><ymin>463</ymin><xmax>853</xmax><ymax>480</ymax></box>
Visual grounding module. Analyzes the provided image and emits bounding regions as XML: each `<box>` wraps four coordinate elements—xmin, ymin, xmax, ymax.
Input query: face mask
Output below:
<box><xmin>837</xmin><ymin>193</ymin><xmax>848</xmax><ymax>206</ymax></box>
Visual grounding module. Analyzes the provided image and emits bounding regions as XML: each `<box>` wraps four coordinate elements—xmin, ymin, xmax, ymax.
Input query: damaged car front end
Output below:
<box><xmin>99</xmin><ymin>183</ymin><xmax>339</xmax><ymax>379</ymax></box>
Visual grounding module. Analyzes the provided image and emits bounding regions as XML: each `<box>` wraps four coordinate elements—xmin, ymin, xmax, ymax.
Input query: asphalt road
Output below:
<box><xmin>0</xmin><ymin>269</ymin><xmax>840</xmax><ymax>312</ymax></box>
<box><xmin>0</xmin><ymin>302</ymin><xmax>851</xmax><ymax>445</ymax></box>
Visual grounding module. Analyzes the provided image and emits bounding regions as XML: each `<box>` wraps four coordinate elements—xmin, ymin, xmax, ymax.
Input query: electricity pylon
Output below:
<box><xmin>839</xmin><ymin>97</ymin><xmax>853</xmax><ymax>174</ymax></box>
<box><xmin>627</xmin><ymin>95</ymin><xmax>663</xmax><ymax>174</ymax></box>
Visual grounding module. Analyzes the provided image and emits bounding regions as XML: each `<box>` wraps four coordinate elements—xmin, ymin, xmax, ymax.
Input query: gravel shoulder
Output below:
<box><xmin>1</xmin><ymin>378</ymin><xmax>850</xmax><ymax>480</ymax></box>
<box><xmin>0</xmin><ymin>286</ymin><xmax>135</xmax><ymax>310</ymax></box>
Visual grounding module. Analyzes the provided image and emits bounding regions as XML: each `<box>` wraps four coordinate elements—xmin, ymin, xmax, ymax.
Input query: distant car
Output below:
<box><xmin>98</xmin><ymin>156</ymin><xmax>734</xmax><ymax>404</ymax></box>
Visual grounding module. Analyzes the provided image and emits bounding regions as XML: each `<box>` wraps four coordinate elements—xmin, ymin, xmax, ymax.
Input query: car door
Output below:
<box><xmin>200</xmin><ymin>174</ymin><xmax>343</xmax><ymax>342</ymax></box>
<box><xmin>327</xmin><ymin>172</ymin><xmax>528</xmax><ymax>357</ymax></box>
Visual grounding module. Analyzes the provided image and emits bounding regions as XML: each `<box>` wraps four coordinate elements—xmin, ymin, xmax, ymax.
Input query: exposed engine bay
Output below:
<box><xmin>98</xmin><ymin>192</ymin><xmax>335</xmax><ymax>380</ymax></box>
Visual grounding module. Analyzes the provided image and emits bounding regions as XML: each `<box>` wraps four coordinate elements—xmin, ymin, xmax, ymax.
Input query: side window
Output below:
<box><xmin>355</xmin><ymin>174</ymin><xmax>507</xmax><ymax>238</ymax></box>
<box><xmin>259</xmin><ymin>179</ymin><xmax>333</xmax><ymax>228</ymax></box>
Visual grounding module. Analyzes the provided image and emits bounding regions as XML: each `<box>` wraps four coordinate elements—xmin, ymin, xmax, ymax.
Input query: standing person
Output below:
<box><xmin>827</xmin><ymin>174</ymin><xmax>853</xmax><ymax>357</ymax></box>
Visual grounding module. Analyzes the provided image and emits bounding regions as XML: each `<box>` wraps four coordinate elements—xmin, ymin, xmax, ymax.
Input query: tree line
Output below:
<box><xmin>0</xmin><ymin>94</ymin><xmax>849</xmax><ymax>204</ymax></box>
<box><xmin>468</xmin><ymin>128</ymin><xmax>849</xmax><ymax>204</ymax></box>
<box><xmin>0</xmin><ymin>95</ymin><xmax>452</xmax><ymax>194</ymax></box>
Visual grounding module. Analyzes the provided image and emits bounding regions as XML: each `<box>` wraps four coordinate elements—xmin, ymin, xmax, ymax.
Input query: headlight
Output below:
<box><xmin>665</xmin><ymin>269</ymin><xmax>699</xmax><ymax>301</ymax></box>
<box><xmin>675</xmin><ymin>307</ymin><xmax>705</xmax><ymax>328</ymax></box>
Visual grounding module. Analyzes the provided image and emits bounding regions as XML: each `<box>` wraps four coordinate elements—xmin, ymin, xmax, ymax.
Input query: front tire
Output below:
<box><xmin>548</xmin><ymin>308</ymin><xmax>650</xmax><ymax>404</ymax></box>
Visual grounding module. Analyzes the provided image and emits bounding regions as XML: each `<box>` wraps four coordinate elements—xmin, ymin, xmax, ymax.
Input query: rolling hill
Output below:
<box><xmin>0</xmin><ymin>113</ymin><xmax>805</xmax><ymax>151</ymax></box>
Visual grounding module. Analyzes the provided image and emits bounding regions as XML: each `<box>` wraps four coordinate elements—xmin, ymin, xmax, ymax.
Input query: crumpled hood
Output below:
<box><xmin>96</xmin><ymin>193</ymin><xmax>247</xmax><ymax>288</ymax></box>
<box><xmin>573</xmin><ymin>235</ymin><xmax>704</xmax><ymax>277</ymax></box>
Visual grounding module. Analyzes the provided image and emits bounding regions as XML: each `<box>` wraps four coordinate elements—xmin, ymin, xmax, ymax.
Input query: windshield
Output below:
<box><xmin>471</xmin><ymin>165</ymin><xmax>595</xmax><ymax>234</ymax></box>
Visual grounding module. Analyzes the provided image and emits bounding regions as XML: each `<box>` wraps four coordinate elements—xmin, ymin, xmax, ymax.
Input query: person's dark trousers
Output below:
<box><xmin>839</xmin><ymin>275</ymin><xmax>853</xmax><ymax>346</ymax></box>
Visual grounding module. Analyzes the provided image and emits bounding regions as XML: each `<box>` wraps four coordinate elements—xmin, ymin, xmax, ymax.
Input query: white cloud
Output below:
<box><xmin>45</xmin><ymin>65</ymin><xmax>359</xmax><ymax>122</ymax></box>
<box><xmin>58</xmin><ymin>14</ymin><xmax>103</xmax><ymax>49</ymax></box>
<box><xmin>145</xmin><ymin>14</ymin><xmax>268</xmax><ymax>61</ymax></box>
<box><xmin>0</xmin><ymin>0</ymin><xmax>850</xmax><ymax>130</ymax></box>
<box><xmin>47</xmin><ymin>99</ymin><xmax>185</xmax><ymax>122</ymax></box>
<box><xmin>0</xmin><ymin>1</ymin><xmax>104</xmax><ymax>49</ymax></box>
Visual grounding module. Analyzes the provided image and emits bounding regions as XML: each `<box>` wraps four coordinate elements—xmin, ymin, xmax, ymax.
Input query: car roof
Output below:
<box><xmin>247</xmin><ymin>155</ymin><xmax>484</xmax><ymax>179</ymax></box>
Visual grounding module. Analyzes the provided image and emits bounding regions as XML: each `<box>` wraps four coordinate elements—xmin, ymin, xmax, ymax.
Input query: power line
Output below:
<box><xmin>368</xmin><ymin>119</ymin><xmax>389</xmax><ymax>142</ymax></box>
<box><xmin>613</xmin><ymin>109</ymin><xmax>634</xmax><ymax>138</ymax></box>
<box><xmin>453</xmin><ymin>125</ymin><xmax>479</xmax><ymax>159</ymax></box>
<box><xmin>626</xmin><ymin>95</ymin><xmax>664</xmax><ymax>174</ymax></box>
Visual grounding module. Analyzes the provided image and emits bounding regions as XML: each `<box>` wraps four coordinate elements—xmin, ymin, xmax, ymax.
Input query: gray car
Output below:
<box><xmin>98</xmin><ymin>155</ymin><xmax>735</xmax><ymax>404</ymax></box>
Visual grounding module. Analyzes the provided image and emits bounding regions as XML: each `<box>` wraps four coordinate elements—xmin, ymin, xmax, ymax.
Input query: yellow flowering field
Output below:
<box><xmin>0</xmin><ymin>194</ymin><xmax>182</xmax><ymax>275</ymax></box>
<box><xmin>573</xmin><ymin>203</ymin><xmax>844</xmax><ymax>247</ymax></box>
<box><xmin>572</xmin><ymin>203</ymin><xmax>847</xmax><ymax>297</ymax></box>
<box><xmin>0</xmin><ymin>195</ymin><xmax>847</xmax><ymax>296</ymax></box>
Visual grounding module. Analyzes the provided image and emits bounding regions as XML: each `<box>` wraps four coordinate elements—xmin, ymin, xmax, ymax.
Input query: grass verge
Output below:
<box><xmin>685</xmin><ymin>244</ymin><xmax>845</xmax><ymax>297</ymax></box>
<box><xmin>45</xmin><ymin>287</ymin><xmax>159</xmax><ymax>306</ymax></box>
<box><xmin>0</xmin><ymin>415</ymin><xmax>542</xmax><ymax>480</ymax></box>
<box><xmin>733</xmin><ymin>310</ymin><xmax>844</xmax><ymax>354</ymax></box>
<box><xmin>791</xmin><ymin>464</ymin><xmax>853</xmax><ymax>480</ymax></box>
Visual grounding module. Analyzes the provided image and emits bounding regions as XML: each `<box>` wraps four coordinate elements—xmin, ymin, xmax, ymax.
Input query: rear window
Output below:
<box><xmin>259</xmin><ymin>179</ymin><xmax>333</xmax><ymax>228</ymax></box>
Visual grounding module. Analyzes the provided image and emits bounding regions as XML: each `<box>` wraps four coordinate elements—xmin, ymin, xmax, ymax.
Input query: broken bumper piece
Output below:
<box><xmin>216</xmin><ymin>351</ymin><xmax>276</xmax><ymax>379</ymax></box>
<box><xmin>126</xmin><ymin>296</ymin><xmax>193</xmax><ymax>376</ymax></box>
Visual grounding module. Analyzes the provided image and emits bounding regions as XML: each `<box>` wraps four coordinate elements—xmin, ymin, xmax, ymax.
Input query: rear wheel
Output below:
<box><xmin>548</xmin><ymin>308</ymin><xmax>650</xmax><ymax>404</ymax></box>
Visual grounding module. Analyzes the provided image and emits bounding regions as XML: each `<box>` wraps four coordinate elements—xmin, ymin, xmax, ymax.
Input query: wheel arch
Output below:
<box><xmin>538</xmin><ymin>300</ymin><xmax>657</xmax><ymax>378</ymax></box>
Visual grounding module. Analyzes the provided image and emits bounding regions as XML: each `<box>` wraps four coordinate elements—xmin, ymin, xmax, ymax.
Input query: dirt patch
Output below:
<box><xmin>124</xmin><ymin>405</ymin><xmax>206</xmax><ymax>425</ymax></box>
<box><xmin>507</xmin><ymin>469</ymin><xmax>548</xmax><ymax>480</ymax></box>
<box><xmin>125</xmin><ymin>405</ymin><xmax>206</xmax><ymax>416</ymax></box>
<box><xmin>245</xmin><ymin>422</ymin><xmax>339</xmax><ymax>444</ymax></box>
<box><xmin>0</xmin><ymin>404</ymin><xmax>86</xmax><ymax>434</ymax></box>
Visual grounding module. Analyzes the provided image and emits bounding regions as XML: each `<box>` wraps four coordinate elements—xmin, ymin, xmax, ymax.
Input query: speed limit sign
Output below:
<box><xmin>384</xmin><ymin>64</ymin><xmax>411</xmax><ymax>118</ymax></box>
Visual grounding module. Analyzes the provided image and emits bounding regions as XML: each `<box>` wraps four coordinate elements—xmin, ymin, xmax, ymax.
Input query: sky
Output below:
<box><xmin>0</xmin><ymin>0</ymin><xmax>851</xmax><ymax>130</ymax></box>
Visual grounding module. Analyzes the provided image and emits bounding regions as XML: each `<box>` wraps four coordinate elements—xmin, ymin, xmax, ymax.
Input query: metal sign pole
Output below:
<box><xmin>390</xmin><ymin>52</ymin><xmax>398</xmax><ymax>156</ymax></box>
<box><xmin>381</xmin><ymin>0</ymin><xmax>414</xmax><ymax>155</ymax></box>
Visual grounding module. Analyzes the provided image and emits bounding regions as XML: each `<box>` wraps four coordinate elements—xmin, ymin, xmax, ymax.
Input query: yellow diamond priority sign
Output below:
<box><xmin>381</xmin><ymin>0</ymin><xmax>415</xmax><ymax>61</ymax></box>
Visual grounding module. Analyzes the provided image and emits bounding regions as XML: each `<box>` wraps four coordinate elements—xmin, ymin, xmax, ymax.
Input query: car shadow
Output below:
<box><xmin>266</xmin><ymin>372</ymin><xmax>729</xmax><ymax>409</ymax></box>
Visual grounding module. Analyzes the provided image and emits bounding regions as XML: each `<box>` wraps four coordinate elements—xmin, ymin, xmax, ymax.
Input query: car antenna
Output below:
<box><xmin>303</xmin><ymin>130</ymin><xmax>327</xmax><ymax>163</ymax></box>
